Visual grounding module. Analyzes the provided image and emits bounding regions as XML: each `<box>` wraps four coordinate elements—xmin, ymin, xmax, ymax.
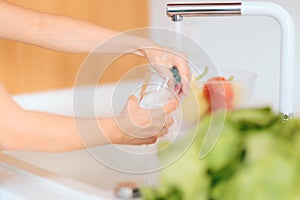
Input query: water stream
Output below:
<box><xmin>174</xmin><ymin>21</ymin><xmax>183</xmax><ymax>50</ymax></box>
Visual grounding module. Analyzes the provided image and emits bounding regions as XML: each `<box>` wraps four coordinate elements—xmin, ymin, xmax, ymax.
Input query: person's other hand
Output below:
<box><xmin>142</xmin><ymin>47</ymin><xmax>191</xmax><ymax>98</ymax></box>
<box><xmin>110</xmin><ymin>95</ymin><xmax>178</xmax><ymax>145</ymax></box>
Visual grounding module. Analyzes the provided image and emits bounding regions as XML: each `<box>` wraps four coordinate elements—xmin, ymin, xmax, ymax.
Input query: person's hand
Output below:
<box><xmin>108</xmin><ymin>95</ymin><xmax>178</xmax><ymax>145</ymax></box>
<box><xmin>142</xmin><ymin>47</ymin><xmax>191</xmax><ymax>98</ymax></box>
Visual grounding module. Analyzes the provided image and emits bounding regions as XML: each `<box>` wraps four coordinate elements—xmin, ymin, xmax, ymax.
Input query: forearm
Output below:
<box><xmin>30</xmin><ymin>13</ymin><xmax>121</xmax><ymax>54</ymax></box>
<box><xmin>15</xmin><ymin>111</ymin><xmax>87</xmax><ymax>152</ymax></box>
<box><xmin>0</xmin><ymin>0</ymin><xmax>158</xmax><ymax>55</ymax></box>
<box><xmin>1</xmin><ymin>110</ymin><xmax>121</xmax><ymax>152</ymax></box>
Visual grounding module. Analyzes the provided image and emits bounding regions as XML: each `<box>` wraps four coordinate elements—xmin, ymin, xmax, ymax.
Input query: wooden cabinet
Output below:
<box><xmin>0</xmin><ymin>0</ymin><xmax>148</xmax><ymax>94</ymax></box>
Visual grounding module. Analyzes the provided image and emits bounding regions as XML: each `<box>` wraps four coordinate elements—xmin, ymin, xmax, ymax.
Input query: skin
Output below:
<box><xmin>0</xmin><ymin>0</ymin><xmax>190</xmax><ymax>152</ymax></box>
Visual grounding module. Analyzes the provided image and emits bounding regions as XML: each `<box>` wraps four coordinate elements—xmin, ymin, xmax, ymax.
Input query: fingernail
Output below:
<box><xmin>129</xmin><ymin>96</ymin><xmax>136</xmax><ymax>101</ymax></box>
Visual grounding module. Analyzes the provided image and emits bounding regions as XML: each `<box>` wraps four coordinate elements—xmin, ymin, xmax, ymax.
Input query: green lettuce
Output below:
<box><xmin>142</xmin><ymin>107</ymin><xmax>300</xmax><ymax>200</ymax></box>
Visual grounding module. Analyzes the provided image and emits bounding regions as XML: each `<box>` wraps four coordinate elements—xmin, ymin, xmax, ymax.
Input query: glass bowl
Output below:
<box><xmin>182</xmin><ymin>68</ymin><xmax>257</xmax><ymax>123</ymax></box>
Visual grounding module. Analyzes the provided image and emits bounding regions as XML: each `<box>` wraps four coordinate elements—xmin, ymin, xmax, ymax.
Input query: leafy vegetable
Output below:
<box><xmin>142</xmin><ymin>107</ymin><xmax>300</xmax><ymax>200</ymax></box>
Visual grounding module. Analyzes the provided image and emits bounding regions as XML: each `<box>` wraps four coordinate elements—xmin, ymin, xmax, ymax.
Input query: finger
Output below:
<box><xmin>160</xmin><ymin>128</ymin><xmax>169</xmax><ymax>137</ymax></box>
<box><xmin>162</xmin><ymin>128</ymin><xmax>169</xmax><ymax>136</ymax></box>
<box><xmin>131</xmin><ymin>136</ymin><xmax>158</xmax><ymax>145</ymax></box>
<box><xmin>164</xmin><ymin>116</ymin><xmax>174</xmax><ymax>128</ymax></box>
<box><xmin>156</xmin><ymin>127</ymin><xmax>168</xmax><ymax>138</ymax></box>
<box><xmin>143</xmin><ymin>136</ymin><xmax>158</xmax><ymax>145</ymax></box>
<box><xmin>172</xmin><ymin>60</ymin><xmax>191</xmax><ymax>97</ymax></box>
<box><xmin>128</xmin><ymin>95</ymin><xmax>138</xmax><ymax>105</ymax></box>
<box><xmin>177</xmin><ymin>61</ymin><xmax>191</xmax><ymax>82</ymax></box>
<box><xmin>178</xmin><ymin>69</ymin><xmax>191</xmax><ymax>93</ymax></box>
<box><xmin>179</xmin><ymin>81</ymin><xmax>190</xmax><ymax>98</ymax></box>
<box><xmin>127</xmin><ymin>95</ymin><xmax>139</xmax><ymax>111</ymax></box>
<box><xmin>154</xmin><ymin>117</ymin><xmax>174</xmax><ymax>138</ymax></box>
<box><xmin>163</xmin><ymin>99</ymin><xmax>179</xmax><ymax>114</ymax></box>
<box><xmin>162</xmin><ymin>117</ymin><xmax>174</xmax><ymax>135</ymax></box>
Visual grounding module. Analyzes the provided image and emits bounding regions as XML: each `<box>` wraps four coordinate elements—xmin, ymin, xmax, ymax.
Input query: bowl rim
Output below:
<box><xmin>194</xmin><ymin>68</ymin><xmax>257</xmax><ymax>83</ymax></box>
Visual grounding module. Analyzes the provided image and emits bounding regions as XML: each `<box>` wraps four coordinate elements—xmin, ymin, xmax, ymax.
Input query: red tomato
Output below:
<box><xmin>203</xmin><ymin>77</ymin><xmax>234</xmax><ymax>113</ymax></box>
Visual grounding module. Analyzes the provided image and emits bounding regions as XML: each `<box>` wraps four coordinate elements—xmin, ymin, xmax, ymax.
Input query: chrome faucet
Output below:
<box><xmin>166</xmin><ymin>2</ymin><xmax>295</xmax><ymax>120</ymax></box>
<box><xmin>167</xmin><ymin>2</ymin><xmax>242</xmax><ymax>21</ymax></box>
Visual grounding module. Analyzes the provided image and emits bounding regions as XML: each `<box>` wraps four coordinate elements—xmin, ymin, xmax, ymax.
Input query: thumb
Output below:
<box><xmin>127</xmin><ymin>95</ymin><xmax>139</xmax><ymax>110</ymax></box>
<box><xmin>163</xmin><ymin>99</ymin><xmax>179</xmax><ymax>114</ymax></box>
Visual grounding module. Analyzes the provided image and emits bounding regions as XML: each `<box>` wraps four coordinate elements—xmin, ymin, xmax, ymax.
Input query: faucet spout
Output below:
<box><xmin>166</xmin><ymin>2</ymin><xmax>295</xmax><ymax>119</ymax></box>
<box><xmin>166</xmin><ymin>2</ymin><xmax>242</xmax><ymax>21</ymax></box>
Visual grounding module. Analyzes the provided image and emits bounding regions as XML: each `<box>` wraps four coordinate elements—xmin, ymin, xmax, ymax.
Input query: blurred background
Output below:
<box><xmin>0</xmin><ymin>0</ymin><xmax>299</xmax><ymax>113</ymax></box>
<box><xmin>0</xmin><ymin>0</ymin><xmax>148</xmax><ymax>94</ymax></box>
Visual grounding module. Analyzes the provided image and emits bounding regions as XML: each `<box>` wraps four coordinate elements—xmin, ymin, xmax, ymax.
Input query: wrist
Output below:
<box><xmin>133</xmin><ymin>37</ymin><xmax>161</xmax><ymax>58</ymax></box>
<box><xmin>98</xmin><ymin>117</ymin><xmax>123</xmax><ymax>144</ymax></box>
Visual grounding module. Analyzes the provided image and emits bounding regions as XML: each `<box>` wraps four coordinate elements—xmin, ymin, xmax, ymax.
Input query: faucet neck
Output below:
<box><xmin>166</xmin><ymin>2</ymin><xmax>242</xmax><ymax>21</ymax></box>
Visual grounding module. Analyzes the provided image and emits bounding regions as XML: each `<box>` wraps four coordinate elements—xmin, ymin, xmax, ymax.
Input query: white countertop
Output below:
<box><xmin>0</xmin><ymin>153</ymin><xmax>116</xmax><ymax>200</ymax></box>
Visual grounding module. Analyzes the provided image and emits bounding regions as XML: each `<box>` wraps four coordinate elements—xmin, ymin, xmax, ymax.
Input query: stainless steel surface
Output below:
<box><xmin>280</xmin><ymin>112</ymin><xmax>294</xmax><ymax>121</ymax></box>
<box><xmin>171</xmin><ymin>14</ymin><xmax>183</xmax><ymax>21</ymax></box>
<box><xmin>115</xmin><ymin>187</ymin><xmax>140</xmax><ymax>199</ymax></box>
<box><xmin>166</xmin><ymin>2</ymin><xmax>242</xmax><ymax>21</ymax></box>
